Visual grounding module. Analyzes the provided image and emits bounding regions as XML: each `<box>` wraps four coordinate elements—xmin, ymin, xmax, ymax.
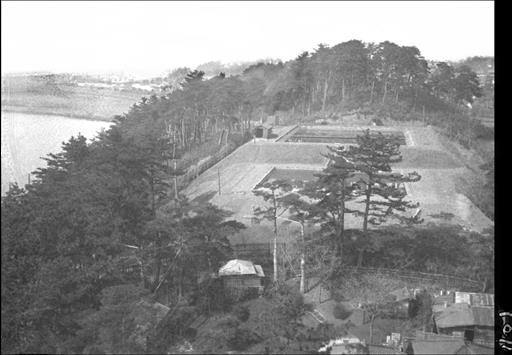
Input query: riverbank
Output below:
<box><xmin>1</xmin><ymin>106</ymin><xmax>116</xmax><ymax>122</ymax></box>
<box><xmin>2</xmin><ymin>77</ymin><xmax>144</xmax><ymax>122</ymax></box>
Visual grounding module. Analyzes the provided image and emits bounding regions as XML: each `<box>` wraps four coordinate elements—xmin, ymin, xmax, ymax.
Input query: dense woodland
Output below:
<box><xmin>1</xmin><ymin>40</ymin><xmax>494</xmax><ymax>354</ymax></box>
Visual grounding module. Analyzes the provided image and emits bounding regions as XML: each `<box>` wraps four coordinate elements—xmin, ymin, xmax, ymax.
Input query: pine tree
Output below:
<box><xmin>345</xmin><ymin>129</ymin><xmax>422</xmax><ymax>266</ymax></box>
<box><xmin>291</xmin><ymin>146</ymin><xmax>360</xmax><ymax>270</ymax></box>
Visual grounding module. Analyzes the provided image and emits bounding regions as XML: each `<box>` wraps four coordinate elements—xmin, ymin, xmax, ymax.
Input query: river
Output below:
<box><xmin>1</xmin><ymin>111</ymin><xmax>113</xmax><ymax>195</ymax></box>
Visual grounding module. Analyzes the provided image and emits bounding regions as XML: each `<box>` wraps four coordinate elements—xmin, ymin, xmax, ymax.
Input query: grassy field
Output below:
<box><xmin>2</xmin><ymin>76</ymin><xmax>144</xmax><ymax>121</ymax></box>
<box><xmin>395</xmin><ymin>147</ymin><xmax>462</xmax><ymax>169</ymax></box>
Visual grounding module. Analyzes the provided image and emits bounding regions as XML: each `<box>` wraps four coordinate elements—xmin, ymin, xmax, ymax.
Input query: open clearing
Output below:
<box><xmin>184</xmin><ymin>124</ymin><xmax>493</xmax><ymax>233</ymax></box>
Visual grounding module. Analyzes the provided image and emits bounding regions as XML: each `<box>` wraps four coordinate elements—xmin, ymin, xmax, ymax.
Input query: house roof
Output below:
<box><xmin>327</xmin><ymin>341</ymin><xmax>368</xmax><ymax>355</ymax></box>
<box><xmin>408</xmin><ymin>331</ymin><xmax>494</xmax><ymax>354</ymax></box>
<box><xmin>456</xmin><ymin>343</ymin><xmax>494</xmax><ymax>354</ymax></box>
<box><xmin>413</xmin><ymin>330</ymin><xmax>463</xmax><ymax>341</ymax></box>
<box><xmin>434</xmin><ymin>293</ymin><xmax>455</xmax><ymax>306</ymax></box>
<box><xmin>434</xmin><ymin>303</ymin><xmax>494</xmax><ymax>328</ymax></box>
<box><xmin>368</xmin><ymin>345</ymin><xmax>404</xmax><ymax>354</ymax></box>
<box><xmin>433</xmin><ymin>304</ymin><xmax>450</xmax><ymax>314</ymax></box>
<box><xmin>411</xmin><ymin>339</ymin><xmax>466</xmax><ymax>354</ymax></box>
<box><xmin>454</xmin><ymin>292</ymin><xmax>494</xmax><ymax>307</ymax></box>
<box><xmin>433</xmin><ymin>293</ymin><xmax>456</xmax><ymax>314</ymax></box>
<box><xmin>470</xmin><ymin>293</ymin><xmax>494</xmax><ymax>307</ymax></box>
<box><xmin>435</xmin><ymin>303</ymin><xmax>474</xmax><ymax>328</ymax></box>
<box><xmin>254</xmin><ymin>264</ymin><xmax>265</xmax><ymax>277</ymax></box>
<box><xmin>349</xmin><ymin>318</ymin><xmax>404</xmax><ymax>345</ymax></box>
<box><xmin>471</xmin><ymin>306</ymin><xmax>494</xmax><ymax>327</ymax></box>
<box><xmin>218</xmin><ymin>259</ymin><xmax>264</xmax><ymax>277</ymax></box>
<box><xmin>389</xmin><ymin>287</ymin><xmax>412</xmax><ymax>302</ymax></box>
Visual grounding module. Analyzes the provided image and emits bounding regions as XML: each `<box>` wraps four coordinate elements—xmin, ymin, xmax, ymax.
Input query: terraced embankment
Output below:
<box><xmin>184</xmin><ymin>124</ymin><xmax>493</xmax><ymax>232</ymax></box>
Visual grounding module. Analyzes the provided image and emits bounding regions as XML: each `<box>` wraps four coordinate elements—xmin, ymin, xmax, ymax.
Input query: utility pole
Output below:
<box><xmin>279</xmin><ymin>217</ymin><xmax>305</xmax><ymax>293</ymax></box>
<box><xmin>244</xmin><ymin>215</ymin><xmax>306</xmax><ymax>292</ymax></box>
<box><xmin>299</xmin><ymin>221</ymin><xmax>305</xmax><ymax>294</ymax></box>
<box><xmin>272</xmin><ymin>193</ymin><xmax>278</xmax><ymax>283</ymax></box>
<box><xmin>217</xmin><ymin>168</ymin><xmax>221</xmax><ymax>195</ymax></box>
<box><xmin>174</xmin><ymin>159</ymin><xmax>178</xmax><ymax>199</ymax></box>
<box><xmin>273</xmin><ymin>223</ymin><xmax>278</xmax><ymax>283</ymax></box>
<box><xmin>172</xmin><ymin>128</ymin><xmax>178</xmax><ymax>199</ymax></box>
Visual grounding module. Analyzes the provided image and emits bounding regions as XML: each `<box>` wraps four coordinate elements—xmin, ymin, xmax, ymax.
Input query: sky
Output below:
<box><xmin>1</xmin><ymin>1</ymin><xmax>494</xmax><ymax>79</ymax></box>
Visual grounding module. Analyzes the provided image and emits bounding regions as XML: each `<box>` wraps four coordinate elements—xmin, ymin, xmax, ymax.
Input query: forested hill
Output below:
<box><xmin>1</xmin><ymin>39</ymin><xmax>494</xmax><ymax>354</ymax></box>
<box><xmin>120</xmin><ymin>40</ymin><xmax>492</xmax><ymax>153</ymax></box>
<box><xmin>452</xmin><ymin>56</ymin><xmax>494</xmax><ymax>76</ymax></box>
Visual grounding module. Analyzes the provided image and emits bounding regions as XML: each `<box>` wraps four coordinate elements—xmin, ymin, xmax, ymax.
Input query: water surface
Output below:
<box><xmin>1</xmin><ymin>111</ymin><xmax>113</xmax><ymax>194</ymax></box>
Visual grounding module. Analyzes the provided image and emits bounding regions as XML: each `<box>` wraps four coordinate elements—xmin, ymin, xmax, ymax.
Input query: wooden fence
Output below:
<box><xmin>172</xmin><ymin>142</ymin><xmax>239</xmax><ymax>194</ymax></box>
<box><xmin>301</xmin><ymin>264</ymin><xmax>482</xmax><ymax>293</ymax></box>
<box><xmin>338</xmin><ymin>266</ymin><xmax>482</xmax><ymax>291</ymax></box>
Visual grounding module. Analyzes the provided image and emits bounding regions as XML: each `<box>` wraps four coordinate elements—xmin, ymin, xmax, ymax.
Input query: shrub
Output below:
<box><xmin>303</xmin><ymin>302</ymin><xmax>314</xmax><ymax>312</ymax></box>
<box><xmin>218</xmin><ymin>315</ymin><xmax>240</xmax><ymax>329</ymax></box>
<box><xmin>307</xmin><ymin>323</ymin><xmax>343</xmax><ymax>341</ymax></box>
<box><xmin>243</xmin><ymin>130</ymin><xmax>254</xmax><ymax>142</ymax></box>
<box><xmin>472</xmin><ymin>122</ymin><xmax>494</xmax><ymax>140</ymax></box>
<box><xmin>263</xmin><ymin>280</ymin><xmax>287</xmax><ymax>299</ymax></box>
<box><xmin>227</xmin><ymin>327</ymin><xmax>260</xmax><ymax>351</ymax></box>
<box><xmin>195</xmin><ymin>277</ymin><xmax>230</xmax><ymax>313</ymax></box>
<box><xmin>276</xmin><ymin>288</ymin><xmax>306</xmax><ymax>320</ymax></box>
<box><xmin>233</xmin><ymin>304</ymin><xmax>250</xmax><ymax>322</ymax></box>
<box><xmin>333</xmin><ymin>303</ymin><xmax>352</xmax><ymax>320</ymax></box>
<box><xmin>237</xmin><ymin>287</ymin><xmax>260</xmax><ymax>302</ymax></box>
<box><xmin>332</xmin><ymin>289</ymin><xmax>346</xmax><ymax>302</ymax></box>
<box><xmin>409</xmin><ymin>289</ymin><xmax>432</xmax><ymax>323</ymax></box>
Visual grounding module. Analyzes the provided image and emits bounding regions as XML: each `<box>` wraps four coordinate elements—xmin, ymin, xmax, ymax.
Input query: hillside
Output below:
<box><xmin>1</xmin><ymin>38</ymin><xmax>494</xmax><ymax>354</ymax></box>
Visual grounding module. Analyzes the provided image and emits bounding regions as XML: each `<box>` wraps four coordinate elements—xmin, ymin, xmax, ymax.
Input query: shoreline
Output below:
<box><xmin>1</xmin><ymin>106</ymin><xmax>116</xmax><ymax>122</ymax></box>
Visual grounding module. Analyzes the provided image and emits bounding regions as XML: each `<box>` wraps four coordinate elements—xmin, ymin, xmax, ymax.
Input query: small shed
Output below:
<box><xmin>387</xmin><ymin>287</ymin><xmax>413</xmax><ymax>318</ymax></box>
<box><xmin>433</xmin><ymin>303</ymin><xmax>494</xmax><ymax>343</ymax></box>
<box><xmin>389</xmin><ymin>287</ymin><xmax>412</xmax><ymax>303</ymax></box>
<box><xmin>254</xmin><ymin>123</ymin><xmax>273</xmax><ymax>138</ymax></box>
<box><xmin>218</xmin><ymin>259</ymin><xmax>265</xmax><ymax>299</ymax></box>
